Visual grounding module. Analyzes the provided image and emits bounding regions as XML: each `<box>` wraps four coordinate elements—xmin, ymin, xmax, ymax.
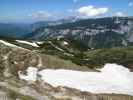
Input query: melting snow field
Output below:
<box><xmin>18</xmin><ymin>64</ymin><xmax>133</xmax><ymax>96</ymax></box>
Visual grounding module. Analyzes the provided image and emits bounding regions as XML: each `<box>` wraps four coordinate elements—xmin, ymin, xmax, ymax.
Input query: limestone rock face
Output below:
<box><xmin>27</xmin><ymin>17</ymin><xmax>133</xmax><ymax>49</ymax></box>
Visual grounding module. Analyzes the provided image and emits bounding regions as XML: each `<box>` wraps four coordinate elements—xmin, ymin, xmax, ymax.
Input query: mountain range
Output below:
<box><xmin>0</xmin><ymin>16</ymin><xmax>78</xmax><ymax>39</ymax></box>
<box><xmin>1</xmin><ymin>16</ymin><xmax>133</xmax><ymax>49</ymax></box>
<box><xmin>25</xmin><ymin>16</ymin><xmax>133</xmax><ymax>49</ymax></box>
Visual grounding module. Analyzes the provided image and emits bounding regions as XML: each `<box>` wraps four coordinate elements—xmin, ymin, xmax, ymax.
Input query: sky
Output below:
<box><xmin>0</xmin><ymin>0</ymin><xmax>133</xmax><ymax>23</ymax></box>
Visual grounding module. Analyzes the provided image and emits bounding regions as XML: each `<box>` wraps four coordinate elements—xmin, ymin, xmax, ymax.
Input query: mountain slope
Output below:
<box><xmin>27</xmin><ymin>17</ymin><xmax>133</xmax><ymax>49</ymax></box>
<box><xmin>1</xmin><ymin>39</ymin><xmax>133</xmax><ymax>100</ymax></box>
<box><xmin>1</xmin><ymin>38</ymin><xmax>133</xmax><ymax>70</ymax></box>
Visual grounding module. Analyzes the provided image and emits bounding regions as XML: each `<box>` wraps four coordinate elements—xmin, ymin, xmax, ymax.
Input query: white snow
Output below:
<box><xmin>18</xmin><ymin>67</ymin><xmax>38</xmax><ymax>81</ymax></box>
<box><xmin>0</xmin><ymin>40</ymin><xmax>19</xmax><ymax>47</ymax></box>
<box><xmin>0</xmin><ymin>40</ymin><xmax>27</xmax><ymax>50</ymax></box>
<box><xmin>18</xmin><ymin>64</ymin><xmax>133</xmax><ymax>96</ymax></box>
<box><xmin>63</xmin><ymin>41</ymin><xmax>69</xmax><ymax>45</ymax></box>
<box><xmin>16</xmin><ymin>40</ymin><xmax>39</xmax><ymax>47</ymax></box>
<box><xmin>36</xmin><ymin>41</ymin><xmax>44</xmax><ymax>45</ymax></box>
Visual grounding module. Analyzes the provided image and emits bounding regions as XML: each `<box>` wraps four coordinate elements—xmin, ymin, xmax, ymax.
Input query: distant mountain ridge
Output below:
<box><xmin>31</xmin><ymin>16</ymin><xmax>79</xmax><ymax>31</ymax></box>
<box><xmin>25</xmin><ymin>16</ymin><xmax>133</xmax><ymax>49</ymax></box>
<box><xmin>0</xmin><ymin>17</ymin><xmax>79</xmax><ymax>39</ymax></box>
<box><xmin>1</xmin><ymin>16</ymin><xmax>133</xmax><ymax>49</ymax></box>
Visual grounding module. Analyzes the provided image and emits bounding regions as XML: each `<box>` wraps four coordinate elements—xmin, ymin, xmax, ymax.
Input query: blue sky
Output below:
<box><xmin>0</xmin><ymin>0</ymin><xmax>133</xmax><ymax>23</ymax></box>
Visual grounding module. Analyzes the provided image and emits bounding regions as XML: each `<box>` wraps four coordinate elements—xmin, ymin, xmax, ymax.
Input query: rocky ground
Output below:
<box><xmin>0</xmin><ymin>41</ymin><xmax>133</xmax><ymax>100</ymax></box>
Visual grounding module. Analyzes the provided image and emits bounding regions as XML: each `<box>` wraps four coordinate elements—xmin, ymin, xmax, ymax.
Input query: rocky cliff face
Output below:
<box><xmin>27</xmin><ymin>17</ymin><xmax>133</xmax><ymax>49</ymax></box>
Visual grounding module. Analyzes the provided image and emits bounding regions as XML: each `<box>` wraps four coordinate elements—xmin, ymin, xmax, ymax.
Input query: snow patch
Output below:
<box><xmin>0</xmin><ymin>40</ymin><xmax>19</xmax><ymax>47</ymax></box>
<box><xmin>0</xmin><ymin>40</ymin><xmax>27</xmax><ymax>50</ymax></box>
<box><xmin>18</xmin><ymin>64</ymin><xmax>133</xmax><ymax>96</ymax></box>
<box><xmin>18</xmin><ymin>67</ymin><xmax>38</xmax><ymax>81</ymax></box>
<box><xmin>16</xmin><ymin>40</ymin><xmax>39</xmax><ymax>47</ymax></box>
<box><xmin>63</xmin><ymin>41</ymin><xmax>68</xmax><ymax>45</ymax></box>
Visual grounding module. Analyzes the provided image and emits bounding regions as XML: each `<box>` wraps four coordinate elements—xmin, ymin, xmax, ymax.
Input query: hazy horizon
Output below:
<box><xmin>0</xmin><ymin>0</ymin><xmax>133</xmax><ymax>23</ymax></box>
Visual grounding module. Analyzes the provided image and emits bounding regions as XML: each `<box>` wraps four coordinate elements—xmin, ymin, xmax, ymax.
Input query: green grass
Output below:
<box><xmin>8</xmin><ymin>90</ymin><xmax>35</xmax><ymax>100</ymax></box>
<box><xmin>39</xmin><ymin>40</ymin><xmax>133</xmax><ymax>70</ymax></box>
<box><xmin>83</xmin><ymin>47</ymin><xmax>133</xmax><ymax>69</ymax></box>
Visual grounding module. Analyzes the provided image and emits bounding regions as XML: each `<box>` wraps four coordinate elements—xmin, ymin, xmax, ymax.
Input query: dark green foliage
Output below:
<box><xmin>84</xmin><ymin>47</ymin><xmax>133</xmax><ymax>69</ymax></box>
<box><xmin>38</xmin><ymin>38</ymin><xmax>133</xmax><ymax>70</ymax></box>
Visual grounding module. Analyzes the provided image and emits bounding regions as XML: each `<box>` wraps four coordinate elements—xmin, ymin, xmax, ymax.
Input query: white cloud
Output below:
<box><xmin>77</xmin><ymin>5</ymin><xmax>109</xmax><ymax>17</ymax></box>
<box><xmin>128</xmin><ymin>2</ymin><xmax>133</xmax><ymax>7</ymax></box>
<box><xmin>29</xmin><ymin>11</ymin><xmax>51</xmax><ymax>20</ymax></box>
<box><xmin>115</xmin><ymin>12</ymin><xmax>125</xmax><ymax>17</ymax></box>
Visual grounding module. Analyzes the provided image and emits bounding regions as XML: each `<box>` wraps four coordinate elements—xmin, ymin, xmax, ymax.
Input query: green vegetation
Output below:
<box><xmin>38</xmin><ymin>39</ymin><xmax>133</xmax><ymax>70</ymax></box>
<box><xmin>8</xmin><ymin>90</ymin><xmax>35</xmax><ymax>100</ymax></box>
<box><xmin>1</xmin><ymin>38</ymin><xmax>133</xmax><ymax>70</ymax></box>
<box><xmin>84</xmin><ymin>47</ymin><xmax>133</xmax><ymax>69</ymax></box>
<box><xmin>0</xmin><ymin>86</ymin><xmax>35</xmax><ymax>100</ymax></box>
